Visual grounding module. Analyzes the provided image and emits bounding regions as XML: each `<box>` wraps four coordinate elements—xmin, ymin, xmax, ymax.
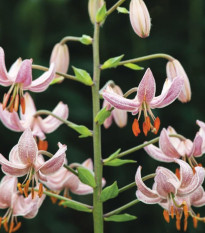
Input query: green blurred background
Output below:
<box><xmin>0</xmin><ymin>0</ymin><xmax>205</xmax><ymax>232</ymax></box>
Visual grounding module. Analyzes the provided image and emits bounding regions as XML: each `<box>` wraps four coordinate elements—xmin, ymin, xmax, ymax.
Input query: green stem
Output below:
<box><xmin>31</xmin><ymin>188</ymin><xmax>92</xmax><ymax>210</ymax></box>
<box><xmin>38</xmin><ymin>150</ymin><xmax>78</xmax><ymax>176</ymax></box>
<box><xmin>60</xmin><ymin>36</ymin><xmax>82</xmax><ymax>45</ymax></box>
<box><xmin>92</xmin><ymin>6</ymin><xmax>103</xmax><ymax>233</ymax></box>
<box><xmin>107</xmin><ymin>0</ymin><xmax>127</xmax><ymax>16</ymax></box>
<box><xmin>118</xmin><ymin>53</ymin><xmax>174</xmax><ymax>66</ymax></box>
<box><xmin>118</xmin><ymin>173</ymin><xmax>156</xmax><ymax>193</ymax></box>
<box><xmin>32</xmin><ymin>64</ymin><xmax>76</xmax><ymax>81</ymax></box>
<box><xmin>104</xmin><ymin>199</ymin><xmax>140</xmax><ymax>217</ymax></box>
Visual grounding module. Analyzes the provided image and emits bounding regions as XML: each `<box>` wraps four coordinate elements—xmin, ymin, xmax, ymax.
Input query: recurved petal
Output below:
<box><xmin>0</xmin><ymin>153</ymin><xmax>29</xmax><ymax>176</ymax></box>
<box><xmin>177</xmin><ymin>166</ymin><xmax>205</xmax><ymax>196</ymax></box>
<box><xmin>39</xmin><ymin>144</ymin><xmax>67</xmax><ymax>175</ymax></box>
<box><xmin>135</xmin><ymin>166</ymin><xmax>159</xmax><ymax>198</ymax></box>
<box><xmin>40</xmin><ymin>102</ymin><xmax>69</xmax><ymax>134</ymax></box>
<box><xmin>20</xmin><ymin>92</ymin><xmax>37</xmax><ymax>121</ymax></box>
<box><xmin>0</xmin><ymin>47</ymin><xmax>12</xmax><ymax>86</ymax></box>
<box><xmin>102</xmin><ymin>89</ymin><xmax>140</xmax><ymax>111</ymax></box>
<box><xmin>15</xmin><ymin>59</ymin><xmax>32</xmax><ymax>87</ymax></box>
<box><xmin>150</xmin><ymin>77</ymin><xmax>184</xmax><ymax>108</ymax></box>
<box><xmin>196</xmin><ymin>120</ymin><xmax>205</xmax><ymax>132</ymax></box>
<box><xmin>189</xmin><ymin>186</ymin><xmax>204</xmax><ymax>206</ymax></box>
<box><xmin>18</xmin><ymin>128</ymin><xmax>38</xmax><ymax>165</ymax></box>
<box><xmin>159</xmin><ymin>128</ymin><xmax>181</xmax><ymax>158</ymax></box>
<box><xmin>112</xmin><ymin>108</ymin><xmax>127</xmax><ymax>128</ymax></box>
<box><xmin>0</xmin><ymin>104</ymin><xmax>25</xmax><ymax>132</ymax></box>
<box><xmin>137</xmin><ymin>68</ymin><xmax>156</xmax><ymax>103</ymax></box>
<box><xmin>136</xmin><ymin>190</ymin><xmax>162</xmax><ymax>204</ymax></box>
<box><xmin>144</xmin><ymin>144</ymin><xmax>175</xmax><ymax>162</ymax></box>
<box><xmin>188</xmin><ymin>133</ymin><xmax>203</xmax><ymax>157</ymax></box>
<box><xmin>28</xmin><ymin>63</ymin><xmax>55</xmax><ymax>92</ymax></box>
<box><xmin>8</xmin><ymin>58</ymin><xmax>22</xmax><ymax>80</ymax></box>
<box><xmin>82</xmin><ymin>158</ymin><xmax>93</xmax><ymax>170</ymax></box>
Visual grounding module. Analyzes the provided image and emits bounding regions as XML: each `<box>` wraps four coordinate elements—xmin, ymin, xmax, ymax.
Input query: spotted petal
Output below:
<box><xmin>15</xmin><ymin>59</ymin><xmax>32</xmax><ymax>87</ymax></box>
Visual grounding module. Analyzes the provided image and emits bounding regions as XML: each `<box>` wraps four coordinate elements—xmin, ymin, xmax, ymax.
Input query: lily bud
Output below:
<box><xmin>50</xmin><ymin>43</ymin><xmax>69</xmax><ymax>82</ymax></box>
<box><xmin>129</xmin><ymin>0</ymin><xmax>151</xmax><ymax>38</ymax></box>
<box><xmin>88</xmin><ymin>0</ymin><xmax>104</xmax><ymax>24</ymax></box>
<box><xmin>166</xmin><ymin>59</ymin><xmax>191</xmax><ymax>103</ymax></box>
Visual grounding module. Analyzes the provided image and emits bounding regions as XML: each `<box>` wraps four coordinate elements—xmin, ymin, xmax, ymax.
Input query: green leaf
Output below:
<box><xmin>96</xmin><ymin>3</ymin><xmax>107</xmax><ymax>23</ymax></box>
<box><xmin>104</xmin><ymin>214</ymin><xmax>137</xmax><ymax>222</ymax></box>
<box><xmin>72</xmin><ymin>66</ymin><xmax>93</xmax><ymax>86</ymax></box>
<box><xmin>101</xmin><ymin>55</ymin><xmax>124</xmax><ymax>69</ymax></box>
<box><xmin>60</xmin><ymin>200</ymin><xmax>92</xmax><ymax>213</ymax></box>
<box><xmin>80</xmin><ymin>35</ymin><xmax>93</xmax><ymax>45</ymax></box>
<box><xmin>94</xmin><ymin>107</ymin><xmax>111</xmax><ymax>125</ymax></box>
<box><xmin>104</xmin><ymin>159</ymin><xmax>136</xmax><ymax>167</ymax></box>
<box><xmin>50</xmin><ymin>76</ymin><xmax>64</xmax><ymax>85</ymax></box>
<box><xmin>100</xmin><ymin>181</ymin><xmax>119</xmax><ymax>202</ymax></box>
<box><xmin>123</xmin><ymin>63</ymin><xmax>144</xmax><ymax>70</ymax></box>
<box><xmin>77</xmin><ymin>166</ymin><xmax>96</xmax><ymax>188</ymax></box>
<box><xmin>117</xmin><ymin>7</ymin><xmax>129</xmax><ymax>14</ymax></box>
<box><xmin>104</xmin><ymin>149</ymin><xmax>121</xmax><ymax>163</ymax></box>
<box><xmin>68</xmin><ymin>122</ymin><xmax>92</xmax><ymax>138</ymax></box>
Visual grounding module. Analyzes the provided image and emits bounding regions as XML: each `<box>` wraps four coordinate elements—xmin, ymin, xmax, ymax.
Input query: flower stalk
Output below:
<box><xmin>107</xmin><ymin>0</ymin><xmax>127</xmax><ymax>16</ymax></box>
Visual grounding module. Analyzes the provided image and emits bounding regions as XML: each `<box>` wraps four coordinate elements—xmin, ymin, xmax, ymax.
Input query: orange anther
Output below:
<box><xmin>163</xmin><ymin>210</ymin><xmax>170</xmax><ymax>223</ymax></box>
<box><xmin>193</xmin><ymin>216</ymin><xmax>198</xmax><ymax>228</ymax></box>
<box><xmin>145</xmin><ymin>116</ymin><xmax>151</xmax><ymax>131</ymax></box>
<box><xmin>182</xmin><ymin>201</ymin><xmax>189</xmax><ymax>219</ymax></box>
<box><xmin>176</xmin><ymin>211</ymin><xmax>181</xmax><ymax>220</ymax></box>
<box><xmin>184</xmin><ymin>218</ymin><xmax>188</xmax><ymax>232</ymax></box>
<box><xmin>12</xmin><ymin>222</ymin><xmax>21</xmax><ymax>232</ymax></box>
<box><xmin>9</xmin><ymin>221</ymin><xmax>14</xmax><ymax>233</ymax></box>
<box><xmin>171</xmin><ymin>206</ymin><xmax>175</xmax><ymax>219</ymax></box>
<box><xmin>38</xmin><ymin>183</ymin><xmax>43</xmax><ymax>198</ymax></box>
<box><xmin>50</xmin><ymin>196</ymin><xmax>57</xmax><ymax>204</ymax></box>
<box><xmin>38</xmin><ymin>140</ymin><xmax>48</xmax><ymax>151</ymax></box>
<box><xmin>154</xmin><ymin>117</ymin><xmax>160</xmax><ymax>134</ymax></box>
<box><xmin>175</xmin><ymin>168</ymin><xmax>180</xmax><ymax>180</ymax></box>
<box><xmin>132</xmin><ymin>119</ymin><xmax>141</xmax><ymax>136</ymax></box>
<box><xmin>2</xmin><ymin>93</ymin><xmax>10</xmax><ymax>110</ymax></box>
<box><xmin>17</xmin><ymin>183</ymin><xmax>23</xmax><ymax>194</ymax></box>
<box><xmin>20</xmin><ymin>97</ymin><xmax>25</xmax><ymax>114</ymax></box>
<box><xmin>14</xmin><ymin>94</ymin><xmax>19</xmax><ymax>112</ymax></box>
<box><xmin>9</xmin><ymin>96</ymin><xmax>14</xmax><ymax>113</ymax></box>
<box><xmin>3</xmin><ymin>218</ymin><xmax>8</xmax><ymax>232</ymax></box>
<box><xmin>143</xmin><ymin>121</ymin><xmax>148</xmax><ymax>136</ymax></box>
<box><xmin>198</xmin><ymin>163</ymin><xmax>203</xmax><ymax>167</ymax></box>
<box><xmin>0</xmin><ymin>217</ymin><xmax>2</xmax><ymax>229</ymax></box>
<box><xmin>24</xmin><ymin>180</ymin><xmax>30</xmax><ymax>197</ymax></box>
<box><xmin>31</xmin><ymin>188</ymin><xmax>35</xmax><ymax>199</ymax></box>
<box><xmin>176</xmin><ymin>218</ymin><xmax>181</xmax><ymax>231</ymax></box>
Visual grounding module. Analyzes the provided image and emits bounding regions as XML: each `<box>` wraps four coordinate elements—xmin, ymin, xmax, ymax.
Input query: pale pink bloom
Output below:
<box><xmin>0</xmin><ymin>92</ymin><xmax>69</xmax><ymax>140</ymax></box>
<box><xmin>102</xmin><ymin>68</ymin><xmax>184</xmax><ymax>136</ymax></box>
<box><xmin>45</xmin><ymin>158</ymin><xmax>106</xmax><ymax>195</ymax></box>
<box><xmin>103</xmin><ymin>85</ymin><xmax>127</xmax><ymax>129</ymax></box>
<box><xmin>166</xmin><ymin>59</ymin><xmax>191</xmax><ymax>103</ymax></box>
<box><xmin>135</xmin><ymin>159</ymin><xmax>205</xmax><ymax>209</ymax></box>
<box><xmin>196</xmin><ymin>119</ymin><xmax>205</xmax><ymax>153</ymax></box>
<box><xmin>129</xmin><ymin>0</ymin><xmax>151</xmax><ymax>38</ymax></box>
<box><xmin>144</xmin><ymin>127</ymin><xmax>203</xmax><ymax>163</ymax></box>
<box><xmin>0</xmin><ymin>175</ymin><xmax>45</xmax><ymax>231</ymax></box>
<box><xmin>88</xmin><ymin>0</ymin><xmax>104</xmax><ymax>24</ymax></box>
<box><xmin>50</xmin><ymin>43</ymin><xmax>69</xmax><ymax>83</ymax></box>
<box><xmin>0</xmin><ymin>129</ymin><xmax>67</xmax><ymax>185</ymax></box>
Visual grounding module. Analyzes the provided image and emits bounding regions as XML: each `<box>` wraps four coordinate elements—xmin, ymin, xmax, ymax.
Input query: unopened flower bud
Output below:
<box><xmin>50</xmin><ymin>43</ymin><xmax>69</xmax><ymax>83</ymax></box>
<box><xmin>129</xmin><ymin>0</ymin><xmax>151</xmax><ymax>38</ymax></box>
<box><xmin>88</xmin><ymin>0</ymin><xmax>104</xmax><ymax>24</ymax></box>
<box><xmin>166</xmin><ymin>59</ymin><xmax>191</xmax><ymax>103</ymax></box>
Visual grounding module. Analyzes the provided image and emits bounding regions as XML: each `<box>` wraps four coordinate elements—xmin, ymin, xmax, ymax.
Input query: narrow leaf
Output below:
<box><xmin>101</xmin><ymin>55</ymin><xmax>124</xmax><ymax>69</ymax></box>
<box><xmin>94</xmin><ymin>107</ymin><xmax>111</xmax><ymax>125</ymax></box>
<box><xmin>123</xmin><ymin>63</ymin><xmax>144</xmax><ymax>70</ymax></box>
<box><xmin>77</xmin><ymin>166</ymin><xmax>96</xmax><ymax>188</ymax></box>
<box><xmin>104</xmin><ymin>149</ymin><xmax>121</xmax><ymax>163</ymax></box>
<box><xmin>50</xmin><ymin>76</ymin><xmax>64</xmax><ymax>85</ymax></box>
<box><xmin>96</xmin><ymin>3</ymin><xmax>107</xmax><ymax>23</ymax></box>
<box><xmin>60</xmin><ymin>201</ymin><xmax>92</xmax><ymax>213</ymax></box>
<box><xmin>104</xmin><ymin>214</ymin><xmax>137</xmax><ymax>222</ymax></box>
<box><xmin>68</xmin><ymin>122</ymin><xmax>92</xmax><ymax>138</ymax></box>
<box><xmin>72</xmin><ymin>66</ymin><xmax>93</xmax><ymax>86</ymax></box>
<box><xmin>104</xmin><ymin>159</ymin><xmax>136</xmax><ymax>167</ymax></box>
<box><xmin>100</xmin><ymin>181</ymin><xmax>119</xmax><ymax>202</ymax></box>
<box><xmin>117</xmin><ymin>7</ymin><xmax>129</xmax><ymax>14</ymax></box>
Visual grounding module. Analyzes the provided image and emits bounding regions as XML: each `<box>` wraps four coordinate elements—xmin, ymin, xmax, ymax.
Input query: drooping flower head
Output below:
<box><xmin>0</xmin><ymin>129</ymin><xmax>66</xmax><ymax>197</ymax></box>
<box><xmin>135</xmin><ymin>159</ymin><xmax>205</xmax><ymax>230</ymax></box>
<box><xmin>0</xmin><ymin>47</ymin><xmax>55</xmax><ymax>113</ymax></box>
<box><xmin>0</xmin><ymin>92</ymin><xmax>69</xmax><ymax>150</ymax></box>
<box><xmin>102</xmin><ymin>68</ymin><xmax>184</xmax><ymax>136</ymax></box>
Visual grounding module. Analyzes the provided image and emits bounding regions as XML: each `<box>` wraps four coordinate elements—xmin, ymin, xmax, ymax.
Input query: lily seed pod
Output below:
<box><xmin>88</xmin><ymin>0</ymin><xmax>104</xmax><ymax>24</ymax></box>
<box><xmin>50</xmin><ymin>43</ymin><xmax>69</xmax><ymax>81</ymax></box>
<box><xmin>166</xmin><ymin>59</ymin><xmax>191</xmax><ymax>103</ymax></box>
<box><xmin>129</xmin><ymin>0</ymin><xmax>151</xmax><ymax>38</ymax></box>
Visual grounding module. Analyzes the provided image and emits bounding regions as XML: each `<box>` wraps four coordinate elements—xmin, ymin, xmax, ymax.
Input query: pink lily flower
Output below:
<box><xmin>0</xmin><ymin>92</ymin><xmax>69</xmax><ymax>149</ymax></box>
<box><xmin>45</xmin><ymin>158</ymin><xmax>106</xmax><ymax>196</ymax></box>
<box><xmin>0</xmin><ymin>175</ymin><xmax>45</xmax><ymax>232</ymax></box>
<box><xmin>0</xmin><ymin>128</ymin><xmax>67</xmax><ymax>193</ymax></box>
<box><xmin>102</xmin><ymin>68</ymin><xmax>184</xmax><ymax>136</ymax></box>
<box><xmin>103</xmin><ymin>85</ymin><xmax>127</xmax><ymax>129</ymax></box>
<box><xmin>196</xmin><ymin>119</ymin><xmax>205</xmax><ymax>153</ymax></box>
<box><xmin>144</xmin><ymin>127</ymin><xmax>203</xmax><ymax>163</ymax></box>
<box><xmin>136</xmin><ymin>159</ymin><xmax>205</xmax><ymax>230</ymax></box>
<box><xmin>0</xmin><ymin>47</ymin><xmax>55</xmax><ymax>113</ymax></box>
